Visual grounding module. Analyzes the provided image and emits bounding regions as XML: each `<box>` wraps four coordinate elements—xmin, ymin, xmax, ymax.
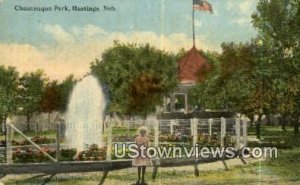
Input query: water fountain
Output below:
<box><xmin>65</xmin><ymin>75</ymin><xmax>106</xmax><ymax>152</ymax></box>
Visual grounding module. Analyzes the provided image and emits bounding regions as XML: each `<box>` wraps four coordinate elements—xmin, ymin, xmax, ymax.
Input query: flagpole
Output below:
<box><xmin>192</xmin><ymin>0</ymin><xmax>195</xmax><ymax>47</ymax></box>
<box><xmin>161</xmin><ymin>0</ymin><xmax>165</xmax><ymax>50</ymax></box>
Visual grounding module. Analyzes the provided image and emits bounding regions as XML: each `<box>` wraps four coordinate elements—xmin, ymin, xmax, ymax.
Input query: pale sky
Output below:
<box><xmin>0</xmin><ymin>0</ymin><xmax>258</xmax><ymax>80</ymax></box>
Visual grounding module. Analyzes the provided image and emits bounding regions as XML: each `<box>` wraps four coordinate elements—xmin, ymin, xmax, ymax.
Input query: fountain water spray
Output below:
<box><xmin>65</xmin><ymin>75</ymin><xmax>106</xmax><ymax>152</ymax></box>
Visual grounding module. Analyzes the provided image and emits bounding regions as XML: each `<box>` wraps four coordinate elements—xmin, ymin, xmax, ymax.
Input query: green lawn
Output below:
<box><xmin>112</xmin><ymin>127</ymin><xmax>138</xmax><ymax>136</ymax></box>
<box><xmin>0</xmin><ymin>130</ymin><xmax>57</xmax><ymax>142</ymax></box>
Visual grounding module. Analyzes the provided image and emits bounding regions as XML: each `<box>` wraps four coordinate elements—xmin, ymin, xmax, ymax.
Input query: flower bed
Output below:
<box><xmin>197</xmin><ymin>133</ymin><xmax>234</xmax><ymax>147</ymax></box>
<box><xmin>12</xmin><ymin>136</ymin><xmax>56</xmax><ymax>146</ymax></box>
<box><xmin>76</xmin><ymin>144</ymin><xmax>106</xmax><ymax>161</ymax></box>
<box><xmin>13</xmin><ymin>148</ymin><xmax>56</xmax><ymax>163</ymax></box>
<box><xmin>12</xmin><ymin>144</ymin><xmax>107</xmax><ymax>163</ymax></box>
<box><xmin>157</xmin><ymin>133</ymin><xmax>234</xmax><ymax>147</ymax></box>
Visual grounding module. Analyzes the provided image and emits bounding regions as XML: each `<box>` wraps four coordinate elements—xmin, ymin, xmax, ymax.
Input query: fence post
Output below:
<box><xmin>170</xmin><ymin>120</ymin><xmax>174</xmax><ymax>134</ymax></box>
<box><xmin>106</xmin><ymin>116</ymin><xmax>112</xmax><ymax>161</ymax></box>
<box><xmin>192</xmin><ymin>118</ymin><xmax>198</xmax><ymax>146</ymax></box>
<box><xmin>235</xmin><ymin>118</ymin><xmax>241</xmax><ymax>149</ymax></box>
<box><xmin>221</xmin><ymin>117</ymin><xmax>226</xmax><ymax>147</ymax></box>
<box><xmin>5</xmin><ymin>118</ymin><xmax>12</xmax><ymax>164</ymax></box>
<box><xmin>190</xmin><ymin>119</ymin><xmax>193</xmax><ymax>138</ymax></box>
<box><xmin>184</xmin><ymin>94</ymin><xmax>188</xmax><ymax>113</ymax></box>
<box><xmin>154</xmin><ymin>119</ymin><xmax>159</xmax><ymax>147</ymax></box>
<box><xmin>56</xmin><ymin>121</ymin><xmax>61</xmax><ymax>162</ymax></box>
<box><xmin>242</xmin><ymin>119</ymin><xmax>247</xmax><ymax>146</ymax></box>
<box><xmin>208</xmin><ymin>118</ymin><xmax>213</xmax><ymax>136</ymax></box>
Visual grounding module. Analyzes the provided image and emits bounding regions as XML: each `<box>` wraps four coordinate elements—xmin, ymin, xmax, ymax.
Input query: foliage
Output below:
<box><xmin>76</xmin><ymin>144</ymin><xmax>106</xmax><ymax>161</ymax></box>
<box><xmin>33</xmin><ymin>74</ymin><xmax>76</xmax><ymax>114</ymax></box>
<box><xmin>18</xmin><ymin>70</ymin><xmax>47</xmax><ymax>130</ymax></box>
<box><xmin>252</xmin><ymin>0</ymin><xmax>300</xmax><ymax>133</ymax></box>
<box><xmin>58</xmin><ymin>74</ymin><xmax>77</xmax><ymax>112</ymax></box>
<box><xmin>189</xmin><ymin>0</ymin><xmax>300</xmax><ymax>136</ymax></box>
<box><xmin>188</xmin><ymin>42</ymin><xmax>259</xmax><ymax>114</ymax></box>
<box><xmin>40</xmin><ymin>81</ymin><xmax>60</xmax><ymax>114</ymax></box>
<box><xmin>13</xmin><ymin>148</ymin><xmax>56</xmax><ymax>163</ymax></box>
<box><xmin>0</xmin><ymin>65</ymin><xmax>19</xmax><ymax>122</ymax></box>
<box><xmin>12</xmin><ymin>148</ymin><xmax>77</xmax><ymax>163</ymax></box>
<box><xmin>60</xmin><ymin>148</ymin><xmax>77</xmax><ymax>161</ymax></box>
<box><xmin>91</xmin><ymin>41</ymin><xmax>178</xmax><ymax>115</ymax></box>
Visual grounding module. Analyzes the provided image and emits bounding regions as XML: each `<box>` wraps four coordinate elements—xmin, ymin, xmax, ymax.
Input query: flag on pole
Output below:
<box><xmin>193</xmin><ymin>0</ymin><xmax>213</xmax><ymax>13</ymax></box>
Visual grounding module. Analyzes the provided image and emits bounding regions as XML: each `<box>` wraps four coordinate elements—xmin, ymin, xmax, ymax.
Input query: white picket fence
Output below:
<box><xmin>106</xmin><ymin>117</ymin><xmax>248</xmax><ymax>160</ymax></box>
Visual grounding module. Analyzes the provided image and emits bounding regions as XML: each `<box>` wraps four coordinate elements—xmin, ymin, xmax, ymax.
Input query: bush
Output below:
<box><xmin>60</xmin><ymin>148</ymin><xmax>77</xmax><ymax>161</ymax></box>
<box><xmin>13</xmin><ymin>148</ymin><xmax>56</xmax><ymax>163</ymax></box>
<box><xmin>76</xmin><ymin>144</ymin><xmax>106</xmax><ymax>161</ymax></box>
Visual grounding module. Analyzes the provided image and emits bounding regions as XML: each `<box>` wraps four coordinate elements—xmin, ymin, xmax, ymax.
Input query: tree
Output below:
<box><xmin>0</xmin><ymin>66</ymin><xmax>19</xmax><ymax>127</ymax></box>
<box><xmin>40</xmin><ymin>81</ymin><xmax>61</xmax><ymax>124</ymax></box>
<box><xmin>58</xmin><ymin>74</ymin><xmax>77</xmax><ymax>112</ymax></box>
<box><xmin>189</xmin><ymin>42</ymin><xmax>259</xmax><ymax>114</ymax></box>
<box><xmin>252</xmin><ymin>0</ymin><xmax>300</xmax><ymax>133</ymax></box>
<box><xmin>18</xmin><ymin>70</ymin><xmax>47</xmax><ymax>131</ymax></box>
<box><xmin>90</xmin><ymin>41</ymin><xmax>177</xmax><ymax>116</ymax></box>
<box><xmin>188</xmin><ymin>41</ymin><xmax>274</xmax><ymax>138</ymax></box>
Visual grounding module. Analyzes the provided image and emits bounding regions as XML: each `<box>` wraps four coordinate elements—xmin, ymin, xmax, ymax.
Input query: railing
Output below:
<box><xmin>106</xmin><ymin>117</ymin><xmax>248</xmax><ymax>160</ymax></box>
<box><xmin>2</xmin><ymin>116</ymin><xmax>248</xmax><ymax>164</ymax></box>
<box><xmin>4</xmin><ymin>119</ymin><xmax>60</xmax><ymax>164</ymax></box>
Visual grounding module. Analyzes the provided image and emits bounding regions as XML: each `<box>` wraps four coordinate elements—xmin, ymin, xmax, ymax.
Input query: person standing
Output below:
<box><xmin>132</xmin><ymin>126</ymin><xmax>150</xmax><ymax>185</ymax></box>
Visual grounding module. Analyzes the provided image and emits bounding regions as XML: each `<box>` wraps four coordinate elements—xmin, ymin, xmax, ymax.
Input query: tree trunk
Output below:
<box><xmin>3</xmin><ymin>115</ymin><xmax>7</xmax><ymax>145</ymax></box>
<box><xmin>281</xmin><ymin>116</ymin><xmax>287</xmax><ymax>131</ymax></box>
<box><xmin>256</xmin><ymin>114</ymin><xmax>262</xmax><ymax>139</ymax></box>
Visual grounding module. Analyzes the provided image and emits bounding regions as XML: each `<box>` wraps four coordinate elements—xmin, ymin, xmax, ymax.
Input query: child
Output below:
<box><xmin>132</xmin><ymin>126</ymin><xmax>150</xmax><ymax>185</ymax></box>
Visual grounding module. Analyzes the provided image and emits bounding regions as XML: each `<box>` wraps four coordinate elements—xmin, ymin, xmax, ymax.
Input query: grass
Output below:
<box><xmin>0</xmin><ymin>130</ymin><xmax>57</xmax><ymax>142</ymax></box>
<box><xmin>112</xmin><ymin>127</ymin><xmax>138</xmax><ymax>136</ymax></box>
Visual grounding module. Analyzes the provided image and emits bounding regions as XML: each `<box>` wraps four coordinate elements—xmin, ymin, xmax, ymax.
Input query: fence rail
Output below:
<box><xmin>2</xmin><ymin>117</ymin><xmax>248</xmax><ymax>164</ymax></box>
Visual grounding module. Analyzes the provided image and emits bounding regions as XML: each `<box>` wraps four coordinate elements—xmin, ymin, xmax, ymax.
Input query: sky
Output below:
<box><xmin>0</xmin><ymin>0</ymin><xmax>258</xmax><ymax>80</ymax></box>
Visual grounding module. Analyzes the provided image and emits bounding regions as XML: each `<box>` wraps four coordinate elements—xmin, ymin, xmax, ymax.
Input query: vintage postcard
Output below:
<box><xmin>0</xmin><ymin>0</ymin><xmax>299</xmax><ymax>184</ymax></box>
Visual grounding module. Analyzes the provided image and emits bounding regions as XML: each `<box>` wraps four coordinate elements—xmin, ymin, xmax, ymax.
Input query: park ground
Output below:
<box><xmin>1</xmin><ymin>126</ymin><xmax>300</xmax><ymax>185</ymax></box>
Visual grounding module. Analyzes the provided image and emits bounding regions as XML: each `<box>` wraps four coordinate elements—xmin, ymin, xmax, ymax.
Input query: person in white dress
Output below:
<box><xmin>132</xmin><ymin>126</ymin><xmax>150</xmax><ymax>185</ymax></box>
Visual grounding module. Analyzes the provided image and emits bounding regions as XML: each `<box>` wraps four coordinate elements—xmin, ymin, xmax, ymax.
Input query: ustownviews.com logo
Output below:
<box><xmin>114</xmin><ymin>144</ymin><xmax>278</xmax><ymax>159</ymax></box>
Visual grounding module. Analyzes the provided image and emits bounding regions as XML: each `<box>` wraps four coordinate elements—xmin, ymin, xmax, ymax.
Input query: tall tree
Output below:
<box><xmin>252</xmin><ymin>0</ymin><xmax>300</xmax><ymax>133</ymax></box>
<box><xmin>0</xmin><ymin>66</ymin><xmax>19</xmax><ymax>127</ymax></box>
<box><xmin>90</xmin><ymin>41</ymin><xmax>177</xmax><ymax>116</ymax></box>
<box><xmin>188</xmin><ymin>41</ymin><xmax>274</xmax><ymax>138</ymax></box>
<box><xmin>18</xmin><ymin>70</ymin><xmax>47</xmax><ymax>131</ymax></box>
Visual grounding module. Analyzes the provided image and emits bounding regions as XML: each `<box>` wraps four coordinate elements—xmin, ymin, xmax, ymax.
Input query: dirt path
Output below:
<box><xmin>1</xmin><ymin>157</ymin><xmax>269</xmax><ymax>185</ymax></box>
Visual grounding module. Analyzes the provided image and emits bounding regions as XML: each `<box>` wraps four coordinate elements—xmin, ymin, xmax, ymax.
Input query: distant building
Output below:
<box><xmin>163</xmin><ymin>46</ymin><xmax>211</xmax><ymax>113</ymax></box>
<box><xmin>178</xmin><ymin>46</ymin><xmax>211</xmax><ymax>84</ymax></box>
